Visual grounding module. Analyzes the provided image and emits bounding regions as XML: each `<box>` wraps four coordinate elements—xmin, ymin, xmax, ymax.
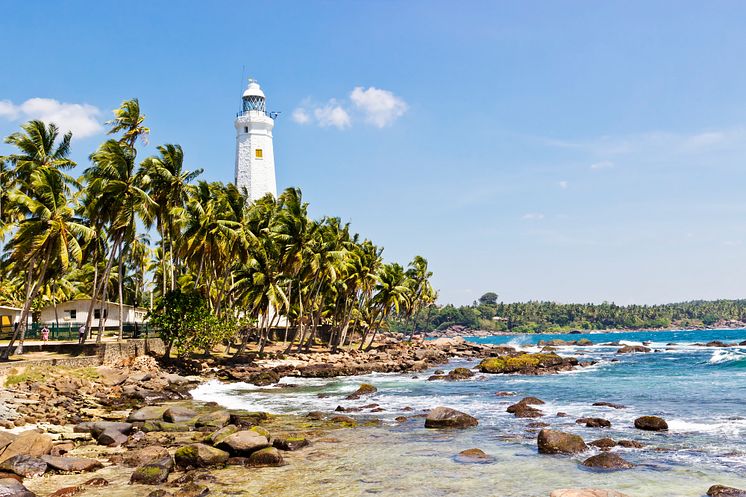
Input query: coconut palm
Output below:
<box><xmin>107</xmin><ymin>99</ymin><xmax>150</xmax><ymax>148</ymax></box>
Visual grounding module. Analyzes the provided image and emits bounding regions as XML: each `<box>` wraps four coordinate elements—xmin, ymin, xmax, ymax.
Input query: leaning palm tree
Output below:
<box><xmin>2</xmin><ymin>120</ymin><xmax>75</xmax><ymax>188</ymax></box>
<box><xmin>107</xmin><ymin>99</ymin><xmax>150</xmax><ymax>148</ymax></box>
<box><xmin>1</xmin><ymin>168</ymin><xmax>92</xmax><ymax>358</ymax></box>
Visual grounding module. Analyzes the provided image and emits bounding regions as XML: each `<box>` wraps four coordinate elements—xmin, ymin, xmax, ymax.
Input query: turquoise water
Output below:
<box><xmin>192</xmin><ymin>329</ymin><xmax>746</xmax><ymax>496</ymax></box>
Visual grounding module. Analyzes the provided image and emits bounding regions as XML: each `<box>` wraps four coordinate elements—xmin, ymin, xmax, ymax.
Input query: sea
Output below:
<box><xmin>191</xmin><ymin>329</ymin><xmax>746</xmax><ymax>497</ymax></box>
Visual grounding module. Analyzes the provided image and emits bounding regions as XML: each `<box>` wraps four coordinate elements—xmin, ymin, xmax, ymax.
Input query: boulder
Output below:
<box><xmin>592</xmin><ymin>402</ymin><xmax>625</xmax><ymax>409</ymax></box>
<box><xmin>48</xmin><ymin>486</ymin><xmax>83</xmax><ymax>497</ymax></box>
<box><xmin>537</xmin><ymin>429</ymin><xmax>588</xmax><ymax>455</ymax></box>
<box><xmin>95</xmin><ymin>367</ymin><xmax>128</xmax><ymax>386</ymax></box>
<box><xmin>345</xmin><ymin>384</ymin><xmax>377</xmax><ymax>400</ymax></box>
<box><xmin>130</xmin><ymin>463</ymin><xmax>170</xmax><ymax>485</ymax></box>
<box><xmin>617</xmin><ymin>440</ymin><xmax>644</xmax><ymax>449</ymax></box>
<box><xmin>478</xmin><ymin>353</ymin><xmax>577</xmax><ymax>375</ymax></box>
<box><xmin>550</xmin><ymin>490</ymin><xmax>631</xmax><ymax>497</ymax></box>
<box><xmin>589</xmin><ymin>438</ymin><xmax>616</xmax><ymax>450</ymax></box>
<box><xmin>0</xmin><ymin>431</ymin><xmax>53</xmax><ymax>462</ymax></box>
<box><xmin>83</xmin><ymin>478</ymin><xmax>109</xmax><ymax>487</ymax></box>
<box><xmin>163</xmin><ymin>407</ymin><xmax>197</xmax><ymax>423</ymax></box>
<box><xmin>41</xmin><ymin>455</ymin><xmax>102</xmax><ymax>473</ymax></box>
<box><xmin>0</xmin><ymin>455</ymin><xmax>47</xmax><ymax>478</ymax></box>
<box><xmin>195</xmin><ymin>410</ymin><xmax>230</xmax><ymax>429</ymax></box>
<box><xmin>97</xmin><ymin>428</ymin><xmax>129</xmax><ymax>447</ymax></box>
<box><xmin>122</xmin><ymin>446</ymin><xmax>171</xmax><ymax>468</ymax></box>
<box><xmin>146</xmin><ymin>490</ymin><xmax>174</xmax><ymax>497</ymax></box>
<box><xmin>216</xmin><ymin>431</ymin><xmax>270</xmax><ymax>456</ymax></box>
<box><xmin>250</xmin><ymin>426</ymin><xmax>271</xmax><ymax>442</ymax></box>
<box><xmin>455</xmin><ymin>448</ymin><xmax>493</xmax><ymax>463</ymax></box>
<box><xmin>175</xmin><ymin>482</ymin><xmax>209</xmax><ymax>497</ymax></box>
<box><xmin>208</xmin><ymin>425</ymin><xmax>239</xmax><ymax>446</ymax></box>
<box><xmin>634</xmin><ymin>416</ymin><xmax>668</xmax><ymax>431</ymax></box>
<box><xmin>707</xmin><ymin>485</ymin><xmax>746</xmax><ymax>497</ymax></box>
<box><xmin>495</xmin><ymin>391</ymin><xmax>516</xmax><ymax>397</ymax></box>
<box><xmin>576</xmin><ymin>417</ymin><xmax>611</xmax><ymax>428</ymax></box>
<box><xmin>0</xmin><ymin>434</ymin><xmax>16</xmax><ymax>453</ymax></box>
<box><xmin>507</xmin><ymin>397</ymin><xmax>545</xmax><ymax>418</ymax></box>
<box><xmin>581</xmin><ymin>453</ymin><xmax>634</xmax><ymax>470</ymax></box>
<box><xmin>127</xmin><ymin>406</ymin><xmax>167</xmax><ymax>423</ymax></box>
<box><xmin>273</xmin><ymin>437</ymin><xmax>310</xmax><ymax>451</ymax></box>
<box><xmin>424</xmin><ymin>407</ymin><xmax>478</xmax><ymax>429</ymax></box>
<box><xmin>246</xmin><ymin>447</ymin><xmax>283</xmax><ymax>467</ymax></box>
<box><xmin>89</xmin><ymin>422</ymin><xmax>133</xmax><ymax>438</ymax></box>
<box><xmin>616</xmin><ymin>345</ymin><xmax>651</xmax><ymax>354</ymax></box>
<box><xmin>0</xmin><ymin>478</ymin><xmax>36</xmax><ymax>497</ymax></box>
<box><xmin>174</xmin><ymin>444</ymin><xmax>229</xmax><ymax>468</ymax></box>
<box><xmin>446</xmin><ymin>368</ymin><xmax>475</xmax><ymax>380</ymax></box>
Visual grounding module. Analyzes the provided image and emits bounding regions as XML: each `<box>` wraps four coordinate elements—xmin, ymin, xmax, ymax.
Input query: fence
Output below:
<box><xmin>0</xmin><ymin>322</ymin><xmax>155</xmax><ymax>341</ymax></box>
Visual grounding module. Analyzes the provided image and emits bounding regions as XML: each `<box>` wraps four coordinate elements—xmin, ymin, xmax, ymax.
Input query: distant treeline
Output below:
<box><xmin>389</xmin><ymin>293</ymin><xmax>746</xmax><ymax>334</ymax></box>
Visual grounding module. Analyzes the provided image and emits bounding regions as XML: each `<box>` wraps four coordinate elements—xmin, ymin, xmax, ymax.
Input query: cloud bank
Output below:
<box><xmin>0</xmin><ymin>98</ymin><xmax>102</xmax><ymax>138</ymax></box>
<box><xmin>292</xmin><ymin>86</ymin><xmax>407</xmax><ymax>129</ymax></box>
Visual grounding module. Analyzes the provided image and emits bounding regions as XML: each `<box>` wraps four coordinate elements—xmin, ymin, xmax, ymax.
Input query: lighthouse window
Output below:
<box><xmin>255</xmin><ymin>149</ymin><xmax>263</xmax><ymax>159</ymax></box>
<box><xmin>244</xmin><ymin>127</ymin><xmax>248</xmax><ymax>133</ymax></box>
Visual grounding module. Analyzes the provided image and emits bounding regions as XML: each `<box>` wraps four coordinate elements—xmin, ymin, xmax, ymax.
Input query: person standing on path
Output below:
<box><xmin>78</xmin><ymin>324</ymin><xmax>86</xmax><ymax>344</ymax></box>
<box><xmin>40</xmin><ymin>325</ymin><xmax>50</xmax><ymax>345</ymax></box>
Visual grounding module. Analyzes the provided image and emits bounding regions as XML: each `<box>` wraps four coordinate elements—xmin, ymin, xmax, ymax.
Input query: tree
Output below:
<box><xmin>479</xmin><ymin>292</ymin><xmax>498</xmax><ymax>305</ymax></box>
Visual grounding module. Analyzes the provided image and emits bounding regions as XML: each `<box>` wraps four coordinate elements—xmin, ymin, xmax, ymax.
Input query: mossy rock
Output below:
<box><xmin>195</xmin><ymin>410</ymin><xmax>231</xmax><ymax>429</ymax></box>
<box><xmin>329</xmin><ymin>415</ymin><xmax>357</xmax><ymax>427</ymax></box>
<box><xmin>477</xmin><ymin>353</ymin><xmax>565</xmax><ymax>374</ymax></box>
<box><xmin>249</xmin><ymin>426</ymin><xmax>271</xmax><ymax>442</ymax></box>
<box><xmin>246</xmin><ymin>447</ymin><xmax>283</xmax><ymax>467</ymax></box>
<box><xmin>174</xmin><ymin>443</ymin><xmax>229</xmax><ymax>468</ymax></box>
<box><xmin>130</xmin><ymin>463</ymin><xmax>170</xmax><ymax>485</ymax></box>
<box><xmin>208</xmin><ymin>425</ymin><xmax>239</xmax><ymax>446</ymax></box>
<box><xmin>345</xmin><ymin>384</ymin><xmax>377</xmax><ymax>400</ymax></box>
<box><xmin>272</xmin><ymin>437</ymin><xmax>310</xmax><ymax>451</ymax></box>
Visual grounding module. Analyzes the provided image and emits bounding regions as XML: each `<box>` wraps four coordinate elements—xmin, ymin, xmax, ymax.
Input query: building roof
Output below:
<box><xmin>0</xmin><ymin>305</ymin><xmax>22</xmax><ymax>312</ymax></box>
<box><xmin>242</xmin><ymin>78</ymin><xmax>265</xmax><ymax>99</ymax></box>
<box><xmin>40</xmin><ymin>299</ymin><xmax>149</xmax><ymax>312</ymax></box>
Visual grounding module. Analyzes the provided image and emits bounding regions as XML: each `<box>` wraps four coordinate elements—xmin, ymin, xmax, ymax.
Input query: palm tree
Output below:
<box><xmin>107</xmin><ymin>99</ymin><xmax>150</xmax><ymax>148</ymax></box>
<box><xmin>403</xmin><ymin>256</ymin><xmax>435</xmax><ymax>340</ymax></box>
<box><xmin>362</xmin><ymin>262</ymin><xmax>411</xmax><ymax>351</ymax></box>
<box><xmin>1</xmin><ymin>167</ymin><xmax>92</xmax><ymax>358</ymax></box>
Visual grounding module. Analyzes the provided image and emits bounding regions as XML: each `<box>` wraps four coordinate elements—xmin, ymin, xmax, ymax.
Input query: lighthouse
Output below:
<box><xmin>234</xmin><ymin>78</ymin><xmax>277</xmax><ymax>202</ymax></box>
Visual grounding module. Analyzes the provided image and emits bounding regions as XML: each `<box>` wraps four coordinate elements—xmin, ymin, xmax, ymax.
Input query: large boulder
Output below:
<box><xmin>424</xmin><ymin>407</ymin><xmax>478</xmax><ymax>429</ymax></box>
<box><xmin>130</xmin><ymin>462</ymin><xmax>171</xmax><ymax>485</ymax></box>
<box><xmin>41</xmin><ymin>455</ymin><xmax>102</xmax><ymax>473</ymax></box>
<box><xmin>127</xmin><ymin>406</ymin><xmax>167</xmax><ymax>423</ymax></box>
<box><xmin>96</xmin><ymin>428</ymin><xmax>129</xmax><ymax>447</ymax></box>
<box><xmin>162</xmin><ymin>407</ymin><xmax>197</xmax><ymax>424</ymax></box>
<box><xmin>550</xmin><ymin>490</ymin><xmax>631</xmax><ymax>497</ymax></box>
<box><xmin>478</xmin><ymin>353</ymin><xmax>577</xmax><ymax>375</ymax></box>
<box><xmin>0</xmin><ymin>434</ymin><xmax>16</xmax><ymax>453</ymax></box>
<box><xmin>208</xmin><ymin>425</ymin><xmax>240</xmax><ymax>446</ymax></box>
<box><xmin>123</xmin><ymin>446</ymin><xmax>171</xmax><ymax>468</ymax></box>
<box><xmin>576</xmin><ymin>417</ymin><xmax>611</xmax><ymax>428</ymax></box>
<box><xmin>195</xmin><ymin>410</ymin><xmax>230</xmax><ymax>429</ymax></box>
<box><xmin>0</xmin><ymin>478</ymin><xmax>36</xmax><ymax>497</ymax></box>
<box><xmin>174</xmin><ymin>444</ymin><xmax>229</xmax><ymax>468</ymax></box>
<box><xmin>507</xmin><ymin>397</ymin><xmax>546</xmax><ymax>418</ymax></box>
<box><xmin>246</xmin><ymin>447</ymin><xmax>283</xmax><ymax>467</ymax></box>
<box><xmin>707</xmin><ymin>485</ymin><xmax>746</xmax><ymax>497</ymax></box>
<box><xmin>345</xmin><ymin>384</ymin><xmax>377</xmax><ymax>400</ymax></box>
<box><xmin>581</xmin><ymin>453</ymin><xmax>634</xmax><ymax>471</ymax></box>
<box><xmin>616</xmin><ymin>345</ymin><xmax>651</xmax><ymax>354</ymax></box>
<box><xmin>216</xmin><ymin>431</ymin><xmax>270</xmax><ymax>456</ymax></box>
<box><xmin>634</xmin><ymin>416</ymin><xmax>668</xmax><ymax>431</ymax></box>
<box><xmin>89</xmin><ymin>422</ymin><xmax>133</xmax><ymax>438</ymax></box>
<box><xmin>446</xmin><ymin>368</ymin><xmax>475</xmax><ymax>381</ymax></box>
<box><xmin>0</xmin><ymin>455</ymin><xmax>47</xmax><ymax>478</ymax></box>
<box><xmin>0</xmin><ymin>432</ymin><xmax>53</xmax><ymax>462</ymax></box>
<box><xmin>537</xmin><ymin>429</ymin><xmax>588</xmax><ymax>455</ymax></box>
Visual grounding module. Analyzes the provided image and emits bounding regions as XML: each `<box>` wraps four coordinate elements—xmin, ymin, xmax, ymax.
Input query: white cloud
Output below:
<box><xmin>590</xmin><ymin>160</ymin><xmax>614</xmax><ymax>170</ymax></box>
<box><xmin>522</xmin><ymin>212</ymin><xmax>545</xmax><ymax>220</ymax></box>
<box><xmin>558</xmin><ymin>180</ymin><xmax>568</xmax><ymax>189</ymax></box>
<box><xmin>349</xmin><ymin>86</ymin><xmax>408</xmax><ymax>127</ymax></box>
<box><xmin>0</xmin><ymin>98</ymin><xmax>102</xmax><ymax>138</ymax></box>
<box><xmin>314</xmin><ymin>101</ymin><xmax>351</xmax><ymax>129</ymax></box>
<box><xmin>291</xmin><ymin>107</ymin><xmax>311</xmax><ymax>125</ymax></box>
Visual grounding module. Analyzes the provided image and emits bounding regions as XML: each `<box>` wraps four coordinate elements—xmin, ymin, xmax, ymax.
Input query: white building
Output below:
<box><xmin>39</xmin><ymin>299</ymin><xmax>148</xmax><ymax>328</ymax></box>
<box><xmin>234</xmin><ymin>78</ymin><xmax>277</xmax><ymax>203</ymax></box>
<box><xmin>0</xmin><ymin>305</ymin><xmax>26</xmax><ymax>332</ymax></box>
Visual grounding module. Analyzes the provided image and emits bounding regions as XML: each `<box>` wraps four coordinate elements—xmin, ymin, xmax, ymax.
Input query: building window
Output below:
<box><xmin>66</xmin><ymin>310</ymin><xmax>76</xmax><ymax>319</ymax></box>
<box><xmin>255</xmin><ymin>148</ymin><xmax>263</xmax><ymax>159</ymax></box>
<box><xmin>94</xmin><ymin>309</ymin><xmax>108</xmax><ymax>319</ymax></box>
<box><xmin>244</xmin><ymin>126</ymin><xmax>248</xmax><ymax>133</ymax></box>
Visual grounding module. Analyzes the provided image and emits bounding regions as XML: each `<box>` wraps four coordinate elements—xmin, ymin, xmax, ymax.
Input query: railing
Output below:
<box><xmin>0</xmin><ymin>322</ymin><xmax>155</xmax><ymax>341</ymax></box>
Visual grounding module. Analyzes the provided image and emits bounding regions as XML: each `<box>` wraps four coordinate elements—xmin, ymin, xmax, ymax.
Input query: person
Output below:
<box><xmin>78</xmin><ymin>324</ymin><xmax>86</xmax><ymax>344</ymax></box>
<box><xmin>40</xmin><ymin>325</ymin><xmax>50</xmax><ymax>344</ymax></box>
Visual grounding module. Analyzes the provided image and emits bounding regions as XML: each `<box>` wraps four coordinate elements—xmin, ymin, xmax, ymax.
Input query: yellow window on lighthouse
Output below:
<box><xmin>255</xmin><ymin>148</ymin><xmax>263</xmax><ymax>159</ymax></box>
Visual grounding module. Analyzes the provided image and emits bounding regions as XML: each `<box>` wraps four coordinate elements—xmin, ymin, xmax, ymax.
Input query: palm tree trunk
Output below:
<box><xmin>94</xmin><ymin>234</ymin><xmax>123</xmax><ymax>343</ymax></box>
<box><xmin>117</xmin><ymin>250</ymin><xmax>124</xmax><ymax>341</ymax></box>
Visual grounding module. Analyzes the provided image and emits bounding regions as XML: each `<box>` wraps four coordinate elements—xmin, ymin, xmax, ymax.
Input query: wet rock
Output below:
<box><xmin>495</xmin><ymin>391</ymin><xmax>516</xmax><ymax>397</ymax></box>
<box><xmin>576</xmin><ymin>417</ymin><xmax>611</xmax><ymax>428</ymax></box>
<box><xmin>249</xmin><ymin>426</ymin><xmax>271</xmax><ymax>441</ymax></box>
<box><xmin>507</xmin><ymin>397</ymin><xmax>545</xmax><ymax>418</ymax></box>
<box><xmin>0</xmin><ymin>431</ymin><xmax>53</xmax><ymax>462</ymax></box>
<box><xmin>478</xmin><ymin>353</ymin><xmax>578</xmax><ymax>375</ymax></box>
<box><xmin>123</xmin><ymin>446</ymin><xmax>171</xmax><ymax>468</ymax></box>
<box><xmin>424</xmin><ymin>407</ymin><xmax>478</xmax><ymax>429</ymax></box>
<box><xmin>581</xmin><ymin>452</ymin><xmax>634</xmax><ymax>470</ymax></box>
<box><xmin>48</xmin><ymin>486</ymin><xmax>83</xmax><ymax>497</ymax></box>
<box><xmin>537</xmin><ymin>429</ymin><xmax>588</xmax><ymax>455</ymax></box>
<box><xmin>83</xmin><ymin>478</ymin><xmax>109</xmax><ymax>487</ymax></box>
<box><xmin>345</xmin><ymin>384</ymin><xmax>377</xmax><ymax>400</ymax></box>
<box><xmin>97</xmin><ymin>428</ymin><xmax>129</xmax><ymax>446</ymax></box>
<box><xmin>41</xmin><ymin>455</ymin><xmax>102</xmax><ymax>473</ymax></box>
<box><xmin>617</xmin><ymin>440</ymin><xmax>644</xmax><ymax>449</ymax></box>
<box><xmin>146</xmin><ymin>490</ymin><xmax>174</xmax><ymax>497</ymax></box>
<box><xmin>174</xmin><ymin>444</ymin><xmax>229</xmax><ymax>468</ymax></box>
<box><xmin>556</xmin><ymin>412</ymin><xmax>568</xmax><ymax>417</ymax></box>
<box><xmin>634</xmin><ymin>416</ymin><xmax>668</xmax><ymax>431</ymax></box>
<box><xmin>208</xmin><ymin>425</ymin><xmax>239</xmax><ymax>446</ymax></box>
<box><xmin>246</xmin><ymin>447</ymin><xmax>283</xmax><ymax>467</ymax></box>
<box><xmin>195</xmin><ymin>410</ymin><xmax>230</xmax><ymax>429</ymax></box>
<box><xmin>175</xmin><ymin>483</ymin><xmax>209</xmax><ymax>497</ymax></box>
<box><xmin>306</xmin><ymin>411</ymin><xmax>324</xmax><ymax>420</ymax></box>
<box><xmin>446</xmin><ymin>368</ymin><xmax>475</xmax><ymax>380</ymax></box>
<box><xmin>550</xmin><ymin>489</ymin><xmax>631</xmax><ymax>497</ymax></box>
<box><xmin>329</xmin><ymin>415</ymin><xmax>357</xmax><ymax>427</ymax></box>
<box><xmin>707</xmin><ymin>485</ymin><xmax>746</xmax><ymax>497</ymax></box>
<box><xmin>592</xmin><ymin>402</ymin><xmax>626</xmax><ymax>409</ymax></box>
<box><xmin>216</xmin><ymin>431</ymin><xmax>270</xmax><ymax>456</ymax></box>
<box><xmin>0</xmin><ymin>478</ymin><xmax>35</xmax><ymax>497</ymax></box>
<box><xmin>589</xmin><ymin>438</ymin><xmax>616</xmax><ymax>450</ymax></box>
<box><xmin>273</xmin><ymin>437</ymin><xmax>310</xmax><ymax>451</ymax></box>
<box><xmin>616</xmin><ymin>345</ymin><xmax>651</xmax><ymax>354</ymax></box>
<box><xmin>395</xmin><ymin>416</ymin><xmax>407</xmax><ymax>422</ymax></box>
<box><xmin>163</xmin><ymin>407</ymin><xmax>197</xmax><ymax>423</ymax></box>
<box><xmin>0</xmin><ymin>455</ymin><xmax>47</xmax><ymax>478</ymax></box>
<box><xmin>127</xmin><ymin>406</ymin><xmax>167</xmax><ymax>422</ymax></box>
<box><xmin>455</xmin><ymin>448</ymin><xmax>494</xmax><ymax>463</ymax></box>
<box><xmin>130</xmin><ymin>462</ymin><xmax>171</xmax><ymax>485</ymax></box>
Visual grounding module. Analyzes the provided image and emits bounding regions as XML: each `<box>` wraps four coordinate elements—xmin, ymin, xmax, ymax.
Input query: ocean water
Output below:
<box><xmin>191</xmin><ymin>329</ymin><xmax>746</xmax><ymax>496</ymax></box>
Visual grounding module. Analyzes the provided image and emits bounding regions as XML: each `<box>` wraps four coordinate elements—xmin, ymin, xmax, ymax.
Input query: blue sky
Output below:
<box><xmin>2</xmin><ymin>1</ymin><xmax>746</xmax><ymax>305</ymax></box>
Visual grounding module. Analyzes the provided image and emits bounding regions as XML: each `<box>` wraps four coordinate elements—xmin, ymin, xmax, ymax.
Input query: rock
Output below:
<box><xmin>424</xmin><ymin>407</ymin><xmax>478</xmax><ymax>429</ymax></box>
<box><xmin>83</xmin><ymin>478</ymin><xmax>109</xmax><ymax>487</ymax></box>
<box><xmin>0</xmin><ymin>473</ymin><xmax>20</xmax><ymax>483</ymax></box>
<box><xmin>581</xmin><ymin>452</ymin><xmax>634</xmax><ymax>470</ymax></box>
<box><xmin>329</xmin><ymin>415</ymin><xmax>357</xmax><ymax>427</ymax></box>
<box><xmin>208</xmin><ymin>425</ymin><xmax>239</xmax><ymax>446</ymax></box>
<box><xmin>0</xmin><ymin>434</ymin><xmax>16</xmax><ymax>453</ymax></box>
<box><xmin>250</xmin><ymin>426</ymin><xmax>271</xmax><ymax>442</ymax></box>
<box><xmin>507</xmin><ymin>397</ymin><xmax>545</xmax><ymax>418</ymax></box>
<box><xmin>617</xmin><ymin>440</ymin><xmax>644</xmax><ymax>449</ymax></box>
<box><xmin>97</xmin><ymin>428</ymin><xmax>129</xmax><ymax>446</ymax></box>
<box><xmin>163</xmin><ymin>407</ymin><xmax>197</xmax><ymax>423</ymax></box>
<box><xmin>273</xmin><ymin>437</ymin><xmax>310</xmax><ymax>451</ymax></box>
<box><xmin>345</xmin><ymin>384</ymin><xmax>377</xmax><ymax>400</ymax></box>
<box><xmin>634</xmin><ymin>416</ymin><xmax>668</xmax><ymax>431</ymax></box>
<box><xmin>174</xmin><ymin>444</ymin><xmax>229</xmax><ymax>468</ymax></box>
<box><xmin>89</xmin><ymin>422</ymin><xmax>133</xmax><ymax>438</ymax></box>
<box><xmin>446</xmin><ymin>368</ymin><xmax>475</xmax><ymax>380</ymax></box>
<box><xmin>216</xmin><ymin>431</ymin><xmax>270</xmax><ymax>456</ymax></box>
<box><xmin>123</xmin><ymin>446</ymin><xmax>171</xmax><ymax>468</ymax></box>
<box><xmin>592</xmin><ymin>402</ymin><xmax>625</xmax><ymax>409</ymax></box>
<box><xmin>707</xmin><ymin>485</ymin><xmax>746</xmax><ymax>497</ymax></box>
<box><xmin>495</xmin><ymin>391</ymin><xmax>516</xmax><ymax>397</ymax></box>
<box><xmin>478</xmin><ymin>353</ymin><xmax>578</xmax><ymax>375</ymax></box>
<box><xmin>306</xmin><ymin>411</ymin><xmax>324</xmax><ymax>420</ymax></box>
<box><xmin>175</xmin><ymin>483</ymin><xmax>209</xmax><ymax>497</ymax></box>
<box><xmin>550</xmin><ymin>489</ymin><xmax>631</xmax><ymax>497</ymax></box>
<box><xmin>0</xmin><ymin>478</ymin><xmax>35</xmax><ymax>497</ymax></box>
<box><xmin>0</xmin><ymin>431</ymin><xmax>53</xmax><ymax>462</ymax></box>
<box><xmin>195</xmin><ymin>410</ymin><xmax>230</xmax><ymax>429</ymax></box>
<box><xmin>576</xmin><ymin>417</ymin><xmax>611</xmax><ymax>428</ymax></box>
<box><xmin>40</xmin><ymin>455</ymin><xmax>102</xmax><ymax>473</ymax></box>
<box><xmin>127</xmin><ymin>406</ymin><xmax>167</xmax><ymax>422</ymax></box>
<box><xmin>130</xmin><ymin>463</ymin><xmax>171</xmax><ymax>485</ymax></box>
<box><xmin>455</xmin><ymin>448</ymin><xmax>493</xmax><ymax>463</ymax></box>
<box><xmin>537</xmin><ymin>429</ymin><xmax>588</xmax><ymax>455</ymax></box>
<box><xmin>616</xmin><ymin>345</ymin><xmax>651</xmax><ymax>354</ymax></box>
<box><xmin>146</xmin><ymin>491</ymin><xmax>174</xmax><ymax>497</ymax></box>
<box><xmin>95</xmin><ymin>367</ymin><xmax>128</xmax><ymax>386</ymax></box>
<box><xmin>0</xmin><ymin>455</ymin><xmax>47</xmax><ymax>478</ymax></box>
<box><xmin>589</xmin><ymin>438</ymin><xmax>616</xmax><ymax>450</ymax></box>
<box><xmin>246</xmin><ymin>447</ymin><xmax>283</xmax><ymax>467</ymax></box>
<box><xmin>48</xmin><ymin>487</ymin><xmax>84</xmax><ymax>497</ymax></box>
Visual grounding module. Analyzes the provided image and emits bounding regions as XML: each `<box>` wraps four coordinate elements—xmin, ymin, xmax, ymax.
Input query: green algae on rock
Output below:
<box><xmin>477</xmin><ymin>353</ymin><xmax>578</xmax><ymax>374</ymax></box>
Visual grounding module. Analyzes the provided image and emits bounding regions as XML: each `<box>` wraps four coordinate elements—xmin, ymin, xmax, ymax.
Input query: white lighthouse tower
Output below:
<box><xmin>234</xmin><ymin>78</ymin><xmax>277</xmax><ymax>202</ymax></box>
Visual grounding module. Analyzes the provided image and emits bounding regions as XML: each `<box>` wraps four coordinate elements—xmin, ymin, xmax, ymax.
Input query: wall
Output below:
<box><xmin>234</xmin><ymin>111</ymin><xmax>276</xmax><ymax>202</ymax></box>
<box><xmin>39</xmin><ymin>300</ymin><xmax>147</xmax><ymax>327</ymax></box>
